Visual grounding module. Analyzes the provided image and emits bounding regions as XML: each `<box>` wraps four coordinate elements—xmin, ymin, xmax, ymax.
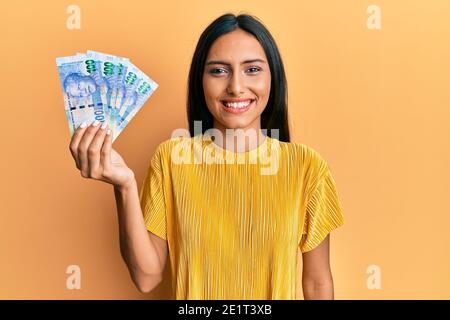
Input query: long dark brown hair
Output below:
<box><xmin>187</xmin><ymin>13</ymin><xmax>290</xmax><ymax>142</ymax></box>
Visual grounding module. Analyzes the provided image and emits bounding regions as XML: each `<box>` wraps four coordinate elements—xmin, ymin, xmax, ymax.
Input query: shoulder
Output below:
<box><xmin>151</xmin><ymin>135</ymin><xmax>194</xmax><ymax>161</ymax></box>
<box><xmin>282</xmin><ymin>141</ymin><xmax>330</xmax><ymax>176</ymax></box>
<box><xmin>153</xmin><ymin>135</ymin><xmax>187</xmax><ymax>152</ymax></box>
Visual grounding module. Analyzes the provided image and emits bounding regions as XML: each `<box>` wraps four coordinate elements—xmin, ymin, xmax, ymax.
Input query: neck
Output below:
<box><xmin>211</xmin><ymin>120</ymin><xmax>266</xmax><ymax>153</ymax></box>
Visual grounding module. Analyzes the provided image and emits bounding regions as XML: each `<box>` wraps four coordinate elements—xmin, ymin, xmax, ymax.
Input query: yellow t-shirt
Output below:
<box><xmin>139</xmin><ymin>133</ymin><xmax>344</xmax><ymax>299</ymax></box>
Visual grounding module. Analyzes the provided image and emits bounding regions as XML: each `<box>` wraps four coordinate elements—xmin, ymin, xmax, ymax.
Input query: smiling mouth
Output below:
<box><xmin>220</xmin><ymin>99</ymin><xmax>255</xmax><ymax>114</ymax></box>
<box><xmin>221</xmin><ymin>99</ymin><xmax>254</xmax><ymax>108</ymax></box>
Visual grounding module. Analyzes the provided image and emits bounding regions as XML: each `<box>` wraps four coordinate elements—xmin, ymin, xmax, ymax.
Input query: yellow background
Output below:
<box><xmin>1</xmin><ymin>0</ymin><xmax>449</xmax><ymax>299</ymax></box>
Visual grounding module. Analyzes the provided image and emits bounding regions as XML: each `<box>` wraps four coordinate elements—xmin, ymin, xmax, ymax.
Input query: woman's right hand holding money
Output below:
<box><xmin>69</xmin><ymin>120</ymin><xmax>135</xmax><ymax>189</ymax></box>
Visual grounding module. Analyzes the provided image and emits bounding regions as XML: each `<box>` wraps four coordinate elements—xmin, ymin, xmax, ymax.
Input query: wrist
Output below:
<box><xmin>115</xmin><ymin>177</ymin><xmax>137</xmax><ymax>194</ymax></box>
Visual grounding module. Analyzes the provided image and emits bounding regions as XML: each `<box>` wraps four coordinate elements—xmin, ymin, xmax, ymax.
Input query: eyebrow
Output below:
<box><xmin>205</xmin><ymin>59</ymin><xmax>266</xmax><ymax>66</ymax></box>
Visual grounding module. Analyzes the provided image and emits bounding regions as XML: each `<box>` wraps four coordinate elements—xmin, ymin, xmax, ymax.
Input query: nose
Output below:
<box><xmin>226</xmin><ymin>72</ymin><xmax>244</xmax><ymax>95</ymax></box>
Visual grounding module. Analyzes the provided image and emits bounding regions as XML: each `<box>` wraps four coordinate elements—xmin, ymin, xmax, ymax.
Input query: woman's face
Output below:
<box><xmin>202</xmin><ymin>28</ymin><xmax>271</xmax><ymax>133</ymax></box>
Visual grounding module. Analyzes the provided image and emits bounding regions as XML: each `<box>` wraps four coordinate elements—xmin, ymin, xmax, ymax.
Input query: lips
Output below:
<box><xmin>221</xmin><ymin>99</ymin><xmax>254</xmax><ymax>107</ymax></box>
<box><xmin>220</xmin><ymin>99</ymin><xmax>255</xmax><ymax>114</ymax></box>
<box><xmin>221</xmin><ymin>98</ymin><xmax>254</xmax><ymax>103</ymax></box>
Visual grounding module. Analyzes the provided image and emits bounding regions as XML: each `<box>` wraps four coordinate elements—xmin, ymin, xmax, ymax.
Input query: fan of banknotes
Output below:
<box><xmin>56</xmin><ymin>50</ymin><xmax>158</xmax><ymax>142</ymax></box>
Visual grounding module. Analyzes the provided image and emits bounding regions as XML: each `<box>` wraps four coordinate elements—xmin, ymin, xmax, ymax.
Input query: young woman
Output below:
<box><xmin>69</xmin><ymin>13</ymin><xmax>345</xmax><ymax>300</ymax></box>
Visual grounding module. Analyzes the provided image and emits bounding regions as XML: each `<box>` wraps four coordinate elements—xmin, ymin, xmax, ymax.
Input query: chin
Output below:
<box><xmin>221</xmin><ymin>119</ymin><xmax>254</xmax><ymax>131</ymax></box>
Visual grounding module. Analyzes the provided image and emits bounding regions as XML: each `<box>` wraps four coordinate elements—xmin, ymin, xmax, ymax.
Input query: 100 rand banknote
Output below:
<box><xmin>84</xmin><ymin>51</ymin><xmax>158</xmax><ymax>135</ymax></box>
<box><xmin>56</xmin><ymin>52</ymin><xmax>158</xmax><ymax>142</ymax></box>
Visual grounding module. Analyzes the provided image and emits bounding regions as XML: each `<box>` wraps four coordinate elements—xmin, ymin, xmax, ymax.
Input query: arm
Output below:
<box><xmin>68</xmin><ymin>121</ymin><xmax>167</xmax><ymax>293</ymax></box>
<box><xmin>301</xmin><ymin>234</ymin><xmax>334</xmax><ymax>300</ymax></box>
<box><xmin>114</xmin><ymin>180</ymin><xmax>168</xmax><ymax>293</ymax></box>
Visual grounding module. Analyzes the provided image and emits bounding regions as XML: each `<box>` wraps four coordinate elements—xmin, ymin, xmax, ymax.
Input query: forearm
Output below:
<box><xmin>302</xmin><ymin>277</ymin><xmax>335</xmax><ymax>300</ymax></box>
<box><xmin>114</xmin><ymin>180</ymin><xmax>163</xmax><ymax>283</ymax></box>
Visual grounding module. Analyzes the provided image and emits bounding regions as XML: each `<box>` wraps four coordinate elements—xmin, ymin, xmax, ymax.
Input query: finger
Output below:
<box><xmin>69</xmin><ymin>121</ymin><xmax>89</xmax><ymax>168</ymax></box>
<box><xmin>100</xmin><ymin>127</ymin><xmax>113</xmax><ymax>174</ymax></box>
<box><xmin>78</xmin><ymin>120</ymin><xmax>103</xmax><ymax>177</ymax></box>
<box><xmin>87</xmin><ymin>122</ymin><xmax>109</xmax><ymax>179</ymax></box>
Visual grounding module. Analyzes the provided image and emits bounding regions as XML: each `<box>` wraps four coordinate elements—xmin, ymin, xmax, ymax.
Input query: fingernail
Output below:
<box><xmin>79</xmin><ymin>121</ymin><xmax>87</xmax><ymax>128</ymax></box>
<box><xmin>106</xmin><ymin>129</ymin><xmax>111</xmax><ymax>135</ymax></box>
<box><xmin>92</xmin><ymin>120</ymin><xmax>100</xmax><ymax>127</ymax></box>
<box><xmin>101</xmin><ymin>122</ymin><xmax>107</xmax><ymax>129</ymax></box>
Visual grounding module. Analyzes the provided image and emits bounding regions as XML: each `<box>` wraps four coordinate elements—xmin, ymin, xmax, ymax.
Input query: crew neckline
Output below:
<box><xmin>202</xmin><ymin>132</ymin><xmax>270</xmax><ymax>155</ymax></box>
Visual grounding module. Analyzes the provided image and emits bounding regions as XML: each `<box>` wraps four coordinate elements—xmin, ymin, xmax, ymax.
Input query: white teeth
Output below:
<box><xmin>223</xmin><ymin>100</ymin><xmax>252</xmax><ymax>108</ymax></box>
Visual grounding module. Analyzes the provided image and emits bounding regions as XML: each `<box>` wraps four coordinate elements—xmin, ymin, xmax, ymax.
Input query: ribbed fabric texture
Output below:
<box><xmin>139</xmin><ymin>133</ymin><xmax>344</xmax><ymax>299</ymax></box>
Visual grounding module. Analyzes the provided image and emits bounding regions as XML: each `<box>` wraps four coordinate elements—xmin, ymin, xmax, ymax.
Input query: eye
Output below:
<box><xmin>209</xmin><ymin>68</ymin><xmax>227</xmax><ymax>74</ymax></box>
<box><xmin>247</xmin><ymin>67</ymin><xmax>261</xmax><ymax>73</ymax></box>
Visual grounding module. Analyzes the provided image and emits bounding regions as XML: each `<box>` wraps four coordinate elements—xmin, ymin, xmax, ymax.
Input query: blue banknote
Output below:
<box><xmin>115</xmin><ymin>75</ymin><xmax>158</xmax><ymax>136</ymax></box>
<box><xmin>57</xmin><ymin>51</ymin><xmax>158</xmax><ymax>142</ymax></box>
<box><xmin>86</xmin><ymin>50</ymin><xmax>129</xmax><ymax>132</ymax></box>
<box><xmin>56</xmin><ymin>54</ymin><xmax>109</xmax><ymax>137</ymax></box>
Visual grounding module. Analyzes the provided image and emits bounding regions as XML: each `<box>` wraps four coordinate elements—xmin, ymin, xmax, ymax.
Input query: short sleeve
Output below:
<box><xmin>300</xmin><ymin>163</ymin><xmax>345</xmax><ymax>253</ymax></box>
<box><xmin>139</xmin><ymin>146</ymin><xmax>168</xmax><ymax>240</ymax></box>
